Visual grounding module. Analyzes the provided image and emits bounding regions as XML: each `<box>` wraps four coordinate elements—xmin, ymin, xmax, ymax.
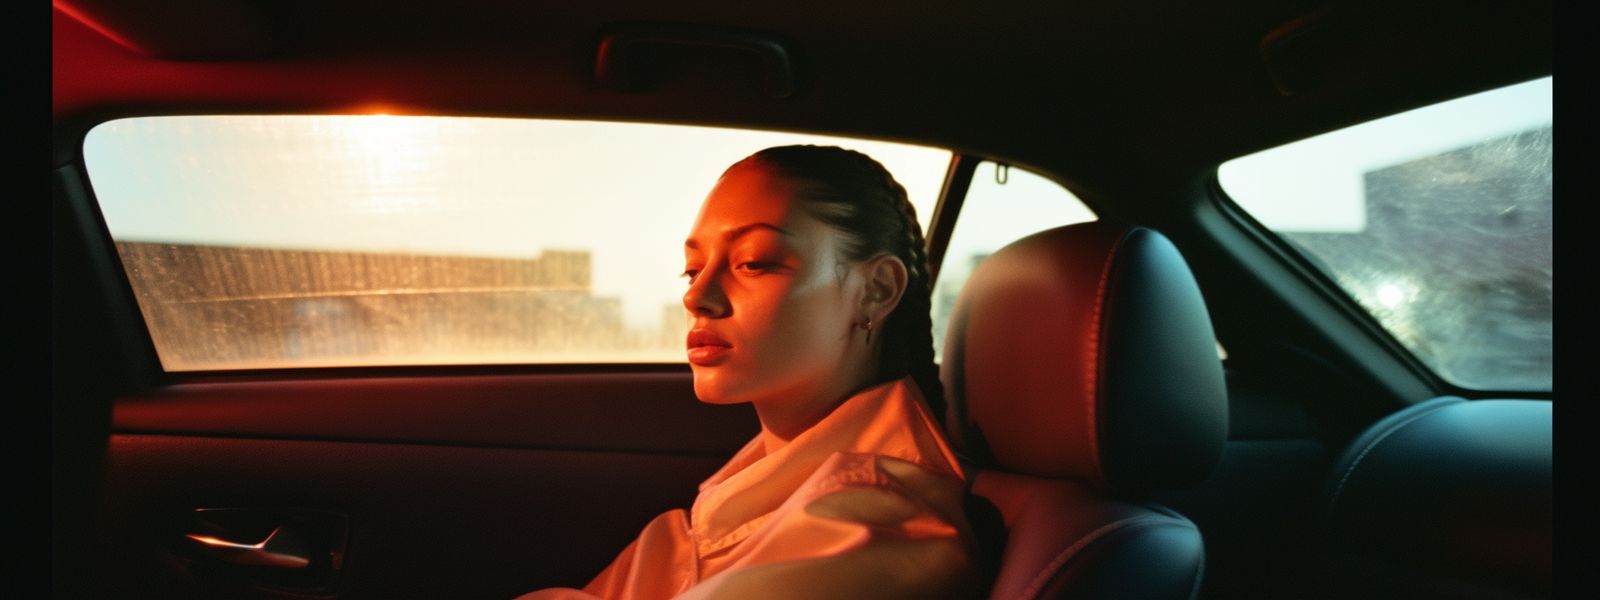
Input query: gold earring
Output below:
<box><xmin>859</xmin><ymin>317</ymin><xmax>873</xmax><ymax>344</ymax></box>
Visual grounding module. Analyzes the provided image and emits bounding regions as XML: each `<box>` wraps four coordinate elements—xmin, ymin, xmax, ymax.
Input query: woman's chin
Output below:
<box><xmin>691</xmin><ymin>376</ymin><xmax>732</xmax><ymax>409</ymax></box>
<box><xmin>691</xmin><ymin>372</ymin><xmax>746</xmax><ymax>405</ymax></box>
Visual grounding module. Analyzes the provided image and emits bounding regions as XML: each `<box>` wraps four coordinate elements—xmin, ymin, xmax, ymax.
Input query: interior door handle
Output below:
<box><xmin>185</xmin><ymin>525</ymin><xmax>312</xmax><ymax>569</ymax></box>
<box><xmin>178</xmin><ymin>508</ymin><xmax>347</xmax><ymax>593</ymax></box>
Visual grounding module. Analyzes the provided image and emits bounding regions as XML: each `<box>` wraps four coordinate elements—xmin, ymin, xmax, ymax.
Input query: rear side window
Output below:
<box><xmin>83</xmin><ymin>116</ymin><xmax>951</xmax><ymax>371</ymax></box>
<box><xmin>932</xmin><ymin>161</ymin><xmax>1097</xmax><ymax>360</ymax></box>
<box><xmin>1218</xmin><ymin>77</ymin><xmax>1552</xmax><ymax>391</ymax></box>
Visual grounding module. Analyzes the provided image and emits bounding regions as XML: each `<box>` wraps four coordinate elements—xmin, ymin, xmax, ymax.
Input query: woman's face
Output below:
<box><xmin>682</xmin><ymin>164</ymin><xmax>867</xmax><ymax>406</ymax></box>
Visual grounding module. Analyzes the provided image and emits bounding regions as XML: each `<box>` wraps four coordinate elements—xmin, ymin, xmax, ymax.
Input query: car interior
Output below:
<box><xmin>51</xmin><ymin>1</ymin><xmax>1555</xmax><ymax>599</ymax></box>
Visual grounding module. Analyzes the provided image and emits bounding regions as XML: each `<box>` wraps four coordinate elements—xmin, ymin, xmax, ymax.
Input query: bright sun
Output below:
<box><xmin>331</xmin><ymin>114</ymin><xmax>442</xmax><ymax>213</ymax></box>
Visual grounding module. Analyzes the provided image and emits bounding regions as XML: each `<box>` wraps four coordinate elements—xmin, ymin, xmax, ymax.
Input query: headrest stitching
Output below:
<box><xmin>1329</xmin><ymin>399</ymin><xmax>1457</xmax><ymax>510</ymax></box>
<box><xmin>1082</xmin><ymin>229</ymin><xmax>1129</xmax><ymax>485</ymax></box>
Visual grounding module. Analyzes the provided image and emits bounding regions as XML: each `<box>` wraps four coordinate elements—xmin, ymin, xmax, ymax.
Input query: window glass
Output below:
<box><xmin>932</xmin><ymin>162</ymin><xmax>1097</xmax><ymax>360</ymax></box>
<box><xmin>83</xmin><ymin>116</ymin><xmax>951</xmax><ymax>371</ymax></box>
<box><xmin>1218</xmin><ymin>77</ymin><xmax>1552</xmax><ymax>390</ymax></box>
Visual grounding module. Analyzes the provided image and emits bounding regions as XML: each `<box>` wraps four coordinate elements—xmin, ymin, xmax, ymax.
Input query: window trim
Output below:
<box><xmin>924</xmin><ymin>153</ymin><xmax>979</xmax><ymax>283</ymax></box>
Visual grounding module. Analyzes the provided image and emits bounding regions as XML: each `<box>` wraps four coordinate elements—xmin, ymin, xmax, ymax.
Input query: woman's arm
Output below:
<box><xmin>680</xmin><ymin>532</ymin><xmax>974</xmax><ymax>599</ymax></box>
<box><xmin>681</xmin><ymin>454</ymin><xmax>978</xmax><ymax>599</ymax></box>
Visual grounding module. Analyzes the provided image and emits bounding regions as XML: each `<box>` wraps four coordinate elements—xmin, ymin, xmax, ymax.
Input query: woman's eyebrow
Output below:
<box><xmin>684</xmin><ymin>222</ymin><xmax>791</xmax><ymax>249</ymax></box>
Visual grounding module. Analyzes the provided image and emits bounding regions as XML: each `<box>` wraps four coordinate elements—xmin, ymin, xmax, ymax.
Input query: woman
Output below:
<box><xmin>523</xmin><ymin>145</ymin><xmax>977</xmax><ymax>599</ymax></box>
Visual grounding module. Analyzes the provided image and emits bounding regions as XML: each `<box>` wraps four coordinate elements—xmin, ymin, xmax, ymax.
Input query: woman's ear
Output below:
<box><xmin>861</xmin><ymin>254</ymin><xmax>909</xmax><ymax>322</ymax></box>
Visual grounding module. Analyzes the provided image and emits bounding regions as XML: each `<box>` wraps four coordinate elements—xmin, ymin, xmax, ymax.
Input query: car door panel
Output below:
<box><xmin>89</xmin><ymin>371</ymin><xmax>759</xmax><ymax>599</ymax></box>
<box><xmin>111</xmin><ymin>372</ymin><xmax>755</xmax><ymax>454</ymax></box>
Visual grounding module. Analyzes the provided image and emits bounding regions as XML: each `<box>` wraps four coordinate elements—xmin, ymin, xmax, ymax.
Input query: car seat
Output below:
<box><xmin>1293</xmin><ymin>396</ymin><xmax>1552</xmax><ymax>598</ymax></box>
<box><xmin>941</xmin><ymin>222</ymin><xmax>1229</xmax><ymax>599</ymax></box>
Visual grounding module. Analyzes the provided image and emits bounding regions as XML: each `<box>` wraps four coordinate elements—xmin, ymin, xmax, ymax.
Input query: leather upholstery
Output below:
<box><xmin>941</xmin><ymin>222</ymin><xmax>1227</xmax><ymax>599</ymax></box>
<box><xmin>974</xmin><ymin>472</ymin><xmax>1204</xmax><ymax>600</ymax></box>
<box><xmin>1302</xmin><ymin>396</ymin><xmax>1552</xmax><ymax>598</ymax></box>
<box><xmin>943</xmin><ymin>222</ymin><xmax>1227</xmax><ymax>493</ymax></box>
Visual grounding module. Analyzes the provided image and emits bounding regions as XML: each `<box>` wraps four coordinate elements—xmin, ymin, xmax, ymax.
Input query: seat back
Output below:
<box><xmin>1295</xmin><ymin>396</ymin><xmax>1552</xmax><ymax>598</ymax></box>
<box><xmin>941</xmin><ymin>222</ymin><xmax>1229</xmax><ymax>600</ymax></box>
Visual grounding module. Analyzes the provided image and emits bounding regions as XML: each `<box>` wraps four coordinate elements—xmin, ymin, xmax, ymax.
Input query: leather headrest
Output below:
<box><xmin>941</xmin><ymin>222</ymin><xmax>1227</xmax><ymax>494</ymax></box>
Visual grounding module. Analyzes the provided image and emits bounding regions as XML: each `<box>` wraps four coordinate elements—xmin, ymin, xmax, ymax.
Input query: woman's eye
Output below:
<box><xmin>735</xmin><ymin>262</ymin><xmax>772</xmax><ymax>274</ymax></box>
<box><xmin>682</xmin><ymin>268</ymin><xmax>701</xmax><ymax>284</ymax></box>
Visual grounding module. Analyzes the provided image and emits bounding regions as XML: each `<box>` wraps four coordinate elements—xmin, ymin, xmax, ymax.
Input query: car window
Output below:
<box><xmin>931</xmin><ymin>161</ymin><xmax>1097</xmax><ymax>360</ymax></box>
<box><xmin>82</xmin><ymin>115</ymin><xmax>951</xmax><ymax>371</ymax></box>
<box><xmin>1217</xmin><ymin>76</ymin><xmax>1552</xmax><ymax>391</ymax></box>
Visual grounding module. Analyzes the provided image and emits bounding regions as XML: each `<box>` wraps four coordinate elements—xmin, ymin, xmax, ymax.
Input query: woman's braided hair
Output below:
<box><xmin>729</xmin><ymin>145</ymin><xmax>946</xmax><ymax>422</ymax></box>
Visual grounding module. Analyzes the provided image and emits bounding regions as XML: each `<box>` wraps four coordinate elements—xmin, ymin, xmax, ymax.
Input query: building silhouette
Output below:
<box><xmin>1286</xmin><ymin>125</ymin><xmax>1552</xmax><ymax>386</ymax></box>
<box><xmin>116</xmin><ymin>242</ymin><xmax>633</xmax><ymax>369</ymax></box>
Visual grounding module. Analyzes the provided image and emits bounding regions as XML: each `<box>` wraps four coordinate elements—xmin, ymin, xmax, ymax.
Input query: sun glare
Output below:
<box><xmin>328</xmin><ymin>114</ymin><xmax>443</xmax><ymax>213</ymax></box>
<box><xmin>339</xmin><ymin>114</ymin><xmax>431</xmax><ymax>162</ymax></box>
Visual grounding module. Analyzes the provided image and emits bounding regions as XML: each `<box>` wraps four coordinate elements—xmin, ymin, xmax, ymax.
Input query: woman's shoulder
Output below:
<box><xmin>792</xmin><ymin>451</ymin><xmax>969</xmax><ymax>536</ymax></box>
<box><xmin>825</xmin><ymin>377</ymin><xmax>966</xmax><ymax>480</ymax></box>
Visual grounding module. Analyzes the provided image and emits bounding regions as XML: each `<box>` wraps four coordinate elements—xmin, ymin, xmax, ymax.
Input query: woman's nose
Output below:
<box><xmin>683</xmin><ymin>267</ymin><xmax>730</xmax><ymax>318</ymax></box>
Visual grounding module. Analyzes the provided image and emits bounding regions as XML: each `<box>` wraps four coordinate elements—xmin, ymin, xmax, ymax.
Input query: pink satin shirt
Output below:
<box><xmin>519</xmin><ymin>377</ymin><xmax>976</xmax><ymax>599</ymax></box>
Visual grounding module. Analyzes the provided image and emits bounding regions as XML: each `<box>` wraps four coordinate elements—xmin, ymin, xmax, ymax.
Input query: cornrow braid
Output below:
<box><xmin>883</xmin><ymin>181</ymin><xmax>947</xmax><ymax>426</ymax></box>
<box><xmin>735</xmin><ymin>145</ymin><xmax>947</xmax><ymax>424</ymax></box>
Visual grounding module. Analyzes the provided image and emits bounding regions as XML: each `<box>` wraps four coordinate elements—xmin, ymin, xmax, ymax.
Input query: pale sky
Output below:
<box><xmin>1219</xmin><ymin>76</ymin><xmax>1552</xmax><ymax>232</ymax></box>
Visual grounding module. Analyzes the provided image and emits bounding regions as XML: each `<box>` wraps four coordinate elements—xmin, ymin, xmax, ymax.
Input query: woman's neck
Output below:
<box><xmin>754</xmin><ymin>396</ymin><xmax>845</xmax><ymax>453</ymax></box>
<box><xmin>754</xmin><ymin>340</ymin><xmax>884</xmax><ymax>453</ymax></box>
<box><xmin>753</xmin><ymin>373</ymin><xmax>878</xmax><ymax>454</ymax></box>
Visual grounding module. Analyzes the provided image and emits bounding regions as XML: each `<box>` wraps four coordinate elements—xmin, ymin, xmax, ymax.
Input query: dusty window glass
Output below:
<box><xmin>932</xmin><ymin>162</ymin><xmax>1098</xmax><ymax>361</ymax></box>
<box><xmin>83</xmin><ymin>115</ymin><xmax>951</xmax><ymax>371</ymax></box>
<box><xmin>1218</xmin><ymin>76</ymin><xmax>1552</xmax><ymax>390</ymax></box>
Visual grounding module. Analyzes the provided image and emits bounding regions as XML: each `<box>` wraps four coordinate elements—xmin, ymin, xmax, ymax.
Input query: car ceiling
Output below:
<box><xmin>53</xmin><ymin>0</ymin><xmax>1551</xmax><ymax>202</ymax></box>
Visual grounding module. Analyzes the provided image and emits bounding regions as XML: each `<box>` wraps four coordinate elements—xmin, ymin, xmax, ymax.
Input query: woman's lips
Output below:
<box><xmin>687</xmin><ymin>346</ymin><xmax>730</xmax><ymax>365</ymax></box>
<box><xmin>687</xmin><ymin>329</ymin><xmax>732</xmax><ymax>366</ymax></box>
